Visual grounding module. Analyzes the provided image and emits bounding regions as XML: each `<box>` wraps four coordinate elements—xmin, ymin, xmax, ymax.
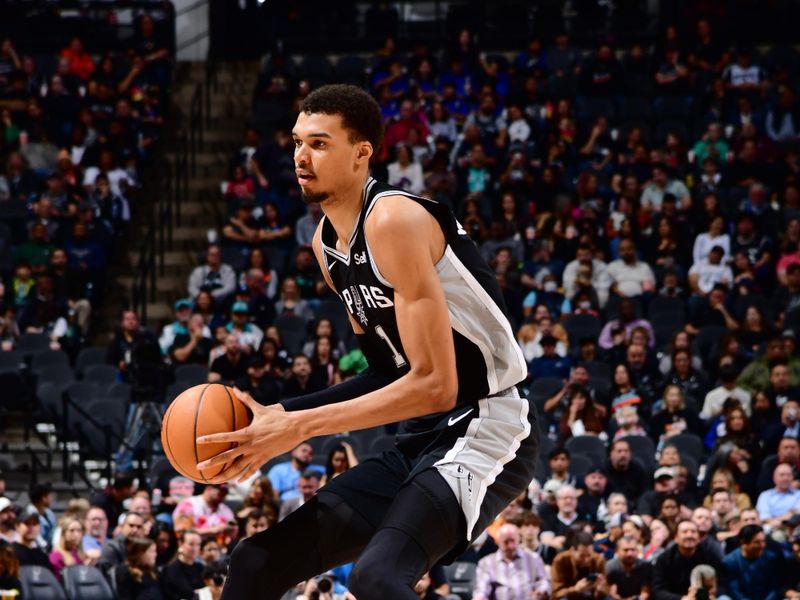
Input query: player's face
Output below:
<box><xmin>292</xmin><ymin>112</ymin><xmax>371</xmax><ymax>205</ymax></box>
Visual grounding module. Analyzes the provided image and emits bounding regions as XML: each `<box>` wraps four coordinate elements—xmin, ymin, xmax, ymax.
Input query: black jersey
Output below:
<box><xmin>320</xmin><ymin>178</ymin><xmax>527</xmax><ymax>454</ymax></box>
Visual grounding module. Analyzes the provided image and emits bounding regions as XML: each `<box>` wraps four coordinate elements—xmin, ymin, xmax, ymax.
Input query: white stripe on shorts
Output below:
<box><xmin>433</xmin><ymin>387</ymin><xmax>531</xmax><ymax>538</ymax></box>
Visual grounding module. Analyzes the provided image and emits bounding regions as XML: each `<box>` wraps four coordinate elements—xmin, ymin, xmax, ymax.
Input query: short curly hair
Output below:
<box><xmin>300</xmin><ymin>84</ymin><xmax>383</xmax><ymax>152</ymax></box>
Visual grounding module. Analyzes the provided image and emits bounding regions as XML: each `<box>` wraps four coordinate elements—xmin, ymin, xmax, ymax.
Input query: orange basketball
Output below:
<box><xmin>161</xmin><ymin>383</ymin><xmax>251</xmax><ymax>483</ymax></box>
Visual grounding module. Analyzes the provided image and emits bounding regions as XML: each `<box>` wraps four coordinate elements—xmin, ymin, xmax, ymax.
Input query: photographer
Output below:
<box><xmin>193</xmin><ymin>561</ymin><xmax>227</xmax><ymax>600</ymax></box>
<box><xmin>297</xmin><ymin>573</ymin><xmax>345</xmax><ymax>600</ymax></box>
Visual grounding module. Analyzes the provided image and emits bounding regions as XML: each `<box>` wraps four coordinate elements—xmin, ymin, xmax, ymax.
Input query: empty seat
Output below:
<box><xmin>564</xmin><ymin>314</ymin><xmax>602</xmax><ymax>343</ymax></box>
<box><xmin>31</xmin><ymin>350</ymin><xmax>70</xmax><ymax>373</ymax></box>
<box><xmin>584</xmin><ymin>361</ymin><xmax>611</xmax><ymax>380</ymax></box>
<box><xmin>76</xmin><ymin>347</ymin><xmax>108</xmax><ymax>376</ymax></box>
<box><xmin>0</xmin><ymin>350</ymin><xmax>24</xmax><ymax>370</ymax></box>
<box><xmin>66</xmin><ymin>382</ymin><xmax>99</xmax><ymax>404</ymax></box>
<box><xmin>648</xmin><ymin>296</ymin><xmax>685</xmax><ymax>320</ymax></box>
<box><xmin>0</xmin><ymin>368</ymin><xmax>30</xmax><ymax>411</ymax></box>
<box><xmin>298</xmin><ymin>55</ymin><xmax>334</xmax><ymax>85</ymax></box>
<box><xmin>175</xmin><ymin>363</ymin><xmax>208</xmax><ymax>385</ymax></box>
<box><xmin>335</xmin><ymin>55</ymin><xmax>368</xmax><ymax>86</ymax></box>
<box><xmin>81</xmin><ymin>397</ymin><xmax>127</xmax><ymax>458</ymax></box>
<box><xmin>618</xmin><ymin>96</ymin><xmax>651</xmax><ymax>120</ymax></box>
<box><xmin>444</xmin><ymin>561</ymin><xmax>476</xmax><ymax>600</ymax></box>
<box><xmin>63</xmin><ymin>564</ymin><xmax>114</xmax><ymax>600</ymax></box>
<box><xmin>275</xmin><ymin>315</ymin><xmax>307</xmax><ymax>335</ymax></box>
<box><xmin>83</xmin><ymin>364</ymin><xmax>119</xmax><ymax>386</ymax></box>
<box><xmin>37</xmin><ymin>364</ymin><xmax>76</xmax><ymax>387</ymax></box>
<box><xmin>569</xmin><ymin>453</ymin><xmax>594</xmax><ymax>477</ymax></box>
<box><xmin>16</xmin><ymin>333</ymin><xmax>51</xmax><ymax>357</ymax></box>
<box><xmin>565</xmin><ymin>435</ymin><xmax>606</xmax><ymax>461</ymax></box>
<box><xmin>20</xmin><ymin>565</ymin><xmax>67</xmax><ymax>600</ymax></box>
<box><xmin>664</xmin><ymin>433</ymin><xmax>705</xmax><ymax>461</ymax></box>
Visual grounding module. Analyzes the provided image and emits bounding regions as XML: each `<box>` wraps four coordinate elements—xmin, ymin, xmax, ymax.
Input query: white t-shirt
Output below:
<box><xmin>83</xmin><ymin>167</ymin><xmax>134</xmax><ymax>196</ymax></box>
<box><xmin>607</xmin><ymin>260</ymin><xmax>655</xmax><ymax>297</ymax></box>
<box><xmin>688</xmin><ymin>261</ymin><xmax>733</xmax><ymax>294</ymax></box>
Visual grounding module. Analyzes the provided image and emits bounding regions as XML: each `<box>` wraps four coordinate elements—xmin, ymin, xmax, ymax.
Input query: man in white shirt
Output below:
<box><xmin>701</xmin><ymin>363</ymin><xmax>752</xmax><ymax>419</ymax></box>
<box><xmin>472</xmin><ymin>523</ymin><xmax>550</xmax><ymax>600</ymax></box>
<box><xmin>689</xmin><ymin>245</ymin><xmax>733</xmax><ymax>295</ymax></box>
<box><xmin>607</xmin><ymin>239</ymin><xmax>656</xmax><ymax>298</ymax></box>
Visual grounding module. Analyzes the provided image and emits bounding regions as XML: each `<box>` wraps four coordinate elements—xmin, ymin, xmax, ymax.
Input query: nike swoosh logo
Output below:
<box><xmin>448</xmin><ymin>408</ymin><xmax>474</xmax><ymax>427</ymax></box>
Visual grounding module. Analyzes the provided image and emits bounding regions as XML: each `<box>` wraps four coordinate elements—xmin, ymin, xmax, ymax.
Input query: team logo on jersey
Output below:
<box><xmin>353</xmin><ymin>252</ymin><xmax>367</xmax><ymax>264</ymax></box>
<box><xmin>349</xmin><ymin>285</ymin><xmax>368</xmax><ymax>325</ymax></box>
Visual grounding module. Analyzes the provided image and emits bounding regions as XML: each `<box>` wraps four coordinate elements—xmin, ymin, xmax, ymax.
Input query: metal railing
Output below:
<box><xmin>131</xmin><ymin>57</ymin><xmax>217</xmax><ymax>325</ymax></box>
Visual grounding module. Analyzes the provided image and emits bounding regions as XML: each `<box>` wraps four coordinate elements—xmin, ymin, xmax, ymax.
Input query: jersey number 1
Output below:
<box><xmin>375</xmin><ymin>324</ymin><xmax>407</xmax><ymax>368</ymax></box>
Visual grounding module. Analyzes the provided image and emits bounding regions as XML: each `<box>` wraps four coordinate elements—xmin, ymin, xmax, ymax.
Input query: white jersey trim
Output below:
<box><xmin>320</xmin><ymin>177</ymin><xmax>378</xmax><ymax>266</ymax></box>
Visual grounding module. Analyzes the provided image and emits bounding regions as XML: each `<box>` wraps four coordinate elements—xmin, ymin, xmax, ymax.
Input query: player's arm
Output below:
<box><xmin>196</xmin><ymin>198</ymin><xmax>458</xmax><ymax>481</ymax></box>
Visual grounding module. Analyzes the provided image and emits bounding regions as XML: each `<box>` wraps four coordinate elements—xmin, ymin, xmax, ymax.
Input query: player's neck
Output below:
<box><xmin>320</xmin><ymin>175</ymin><xmax>369</xmax><ymax>250</ymax></box>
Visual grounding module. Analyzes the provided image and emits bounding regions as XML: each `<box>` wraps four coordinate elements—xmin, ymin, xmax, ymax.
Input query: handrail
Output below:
<box><xmin>60</xmin><ymin>394</ymin><xmax>139</xmax><ymax>485</ymax></box>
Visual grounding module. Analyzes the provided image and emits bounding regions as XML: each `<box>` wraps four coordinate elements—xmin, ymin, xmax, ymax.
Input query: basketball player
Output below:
<box><xmin>197</xmin><ymin>84</ymin><xmax>538</xmax><ymax>600</ymax></box>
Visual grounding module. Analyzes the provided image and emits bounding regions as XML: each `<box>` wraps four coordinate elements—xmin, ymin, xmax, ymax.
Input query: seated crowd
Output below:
<box><xmin>6</xmin><ymin>14</ymin><xmax>800</xmax><ymax>600</ymax></box>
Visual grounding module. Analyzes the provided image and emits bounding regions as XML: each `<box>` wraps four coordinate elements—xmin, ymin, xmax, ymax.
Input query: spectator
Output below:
<box><xmin>188</xmin><ymin>245</ymin><xmax>237</xmax><ymax>302</ymax></box>
<box><xmin>640</xmin><ymin>165</ymin><xmax>691</xmax><ymax>213</ymax></box>
<box><xmin>97</xmin><ymin>511</ymin><xmax>145</xmax><ymax>573</ymax></box>
<box><xmin>114</xmin><ymin>537</ymin><xmax>163</xmax><ymax>600</ymax></box>
<box><xmin>82</xmin><ymin>506</ymin><xmax>109</xmax><ymax>558</ymax></box>
<box><xmin>105</xmin><ymin>311</ymin><xmax>155</xmax><ymax>377</ymax></box>
<box><xmin>274</xmin><ymin>276</ymin><xmax>315</xmax><ymax>321</ymax></box>
<box><xmin>266</xmin><ymin>443</ymin><xmax>325</xmax><ymax>502</ymax></box>
<box><xmin>541</xmin><ymin>484</ymin><xmax>581</xmax><ymax>551</ymax></box>
<box><xmin>722</xmin><ymin>524</ymin><xmax>783</xmax><ymax>600</ymax></box>
<box><xmin>49</xmin><ymin>516</ymin><xmax>90</xmax><ymax>579</ymax></box>
<box><xmin>160</xmin><ymin>530</ymin><xmax>204</xmax><ymax>600</ymax></box>
<box><xmin>651</xmin><ymin>520</ymin><xmax>721</xmax><ymax>600</ymax></box>
<box><xmin>701</xmin><ymin>364</ymin><xmax>753</xmax><ymax>420</ymax></box>
<box><xmin>387</xmin><ymin>144</ymin><xmax>424</xmax><ymax>195</ymax></box>
<box><xmin>27</xmin><ymin>482</ymin><xmax>56</xmax><ymax>546</ymax></box>
<box><xmin>559</xmin><ymin>385</ymin><xmax>604</xmax><ymax>440</ymax></box>
<box><xmin>91</xmin><ymin>472</ymin><xmax>136</xmax><ymax>529</ymax></box>
<box><xmin>282</xmin><ymin>354</ymin><xmax>325</xmax><ymax>398</ymax></box>
<box><xmin>170</xmin><ymin>313</ymin><xmax>213</xmax><ymax>366</ymax></box>
<box><xmin>529</xmin><ymin>334</ymin><xmax>571</xmax><ymax>379</ymax></box>
<box><xmin>550</xmin><ymin>531</ymin><xmax>608</xmax><ymax>599</ymax></box>
<box><xmin>278</xmin><ymin>470</ymin><xmax>321</xmax><ymax>521</ymax></box>
<box><xmin>599</xmin><ymin>298</ymin><xmax>654</xmax><ymax>350</ymax></box>
<box><xmin>195</xmin><ymin>561</ymin><xmax>227</xmax><ymax>600</ymax></box>
<box><xmin>605</xmin><ymin>439</ymin><xmax>649</xmax><ymax>504</ymax></box>
<box><xmin>608</xmin><ymin>239</ymin><xmax>656</xmax><ymax>298</ymax></box>
<box><xmin>295</xmin><ymin>202</ymin><xmax>323</xmax><ymax>247</ymax></box>
<box><xmin>235</xmin><ymin>353</ymin><xmax>281</xmax><ymax>406</ymax></box>
<box><xmin>0</xmin><ymin>543</ymin><xmax>21</xmax><ymax>598</ymax></box>
<box><xmin>172</xmin><ymin>485</ymin><xmax>235</xmax><ymax>537</ymax></box>
<box><xmin>755</xmin><ymin>463</ymin><xmax>800</xmax><ymax>526</ymax></box>
<box><xmin>11</xmin><ymin>506</ymin><xmax>51</xmax><ymax>569</ymax></box>
<box><xmin>605</xmin><ymin>535</ymin><xmax>652</xmax><ymax>600</ymax></box>
<box><xmin>208</xmin><ymin>334</ymin><xmax>248</xmax><ymax>385</ymax></box>
<box><xmin>472</xmin><ymin>523</ymin><xmax>550</xmax><ymax>600</ymax></box>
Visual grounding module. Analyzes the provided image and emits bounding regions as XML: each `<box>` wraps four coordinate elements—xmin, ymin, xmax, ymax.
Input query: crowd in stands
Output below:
<box><xmin>7</xmin><ymin>11</ymin><xmax>800</xmax><ymax>600</ymax></box>
<box><xmin>0</xmin><ymin>15</ymin><xmax>170</xmax><ymax>354</ymax></box>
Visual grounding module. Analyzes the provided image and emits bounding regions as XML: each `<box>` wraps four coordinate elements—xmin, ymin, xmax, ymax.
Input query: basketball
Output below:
<box><xmin>161</xmin><ymin>383</ymin><xmax>251</xmax><ymax>483</ymax></box>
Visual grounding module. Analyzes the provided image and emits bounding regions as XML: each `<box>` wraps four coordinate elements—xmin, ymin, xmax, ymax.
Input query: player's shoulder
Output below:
<box><xmin>365</xmin><ymin>192</ymin><xmax>433</xmax><ymax>237</ymax></box>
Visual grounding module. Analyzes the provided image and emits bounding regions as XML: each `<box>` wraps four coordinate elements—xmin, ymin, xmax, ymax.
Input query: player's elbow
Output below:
<box><xmin>422</xmin><ymin>372</ymin><xmax>458</xmax><ymax>413</ymax></box>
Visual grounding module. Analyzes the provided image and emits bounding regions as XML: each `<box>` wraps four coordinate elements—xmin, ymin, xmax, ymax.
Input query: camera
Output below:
<box><xmin>316</xmin><ymin>576</ymin><xmax>333</xmax><ymax>594</ymax></box>
<box><xmin>586</xmin><ymin>573</ymin><xmax>598</xmax><ymax>583</ymax></box>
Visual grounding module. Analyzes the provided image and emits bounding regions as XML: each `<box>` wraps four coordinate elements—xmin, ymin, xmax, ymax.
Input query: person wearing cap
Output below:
<box><xmin>605</xmin><ymin>535</ymin><xmax>652</xmax><ymax>600</ymax></box>
<box><xmin>225</xmin><ymin>300</ymin><xmax>264</xmax><ymax>353</ymax></box>
<box><xmin>208</xmin><ymin>334</ymin><xmax>248</xmax><ymax>385</ymax></box>
<box><xmin>636</xmin><ymin>467</ymin><xmax>678</xmax><ymax>518</ymax></box>
<box><xmin>171</xmin><ymin>313</ymin><xmax>213</xmax><ymax>366</ymax></box>
<box><xmin>235</xmin><ymin>353</ymin><xmax>281</xmax><ymax>407</ymax></box>
<box><xmin>0</xmin><ymin>497</ymin><xmax>18</xmax><ymax>544</ymax></box>
<box><xmin>722</xmin><ymin>524</ymin><xmax>783</xmax><ymax>600</ymax></box>
<box><xmin>528</xmin><ymin>333</ymin><xmax>571</xmax><ymax>379</ymax></box>
<box><xmin>159</xmin><ymin>298</ymin><xmax>203</xmax><ymax>355</ymax></box>
<box><xmin>11</xmin><ymin>505</ymin><xmax>51</xmax><ymax>570</ymax></box>
<box><xmin>172</xmin><ymin>485</ymin><xmax>235</xmax><ymax>537</ymax></box>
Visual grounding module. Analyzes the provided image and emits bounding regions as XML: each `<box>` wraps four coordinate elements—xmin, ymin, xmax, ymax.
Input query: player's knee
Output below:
<box><xmin>226</xmin><ymin>537</ymin><xmax>280</xmax><ymax>592</ymax></box>
<box><xmin>349</xmin><ymin>554</ymin><xmax>402</xmax><ymax>600</ymax></box>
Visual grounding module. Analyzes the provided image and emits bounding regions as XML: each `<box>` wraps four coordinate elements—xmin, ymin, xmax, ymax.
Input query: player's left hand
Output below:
<box><xmin>195</xmin><ymin>388</ymin><xmax>301</xmax><ymax>483</ymax></box>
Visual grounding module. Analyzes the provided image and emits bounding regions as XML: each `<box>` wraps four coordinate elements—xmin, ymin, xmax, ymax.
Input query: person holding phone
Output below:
<box><xmin>550</xmin><ymin>531</ymin><xmax>608</xmax><ymax>599</ymax></box>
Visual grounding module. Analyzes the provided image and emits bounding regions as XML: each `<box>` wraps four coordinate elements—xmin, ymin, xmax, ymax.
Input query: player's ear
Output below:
<box><xmin>356</xmin><ymin>141</ymin><xmax>373</xmax><ymax>163</ymax></box>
